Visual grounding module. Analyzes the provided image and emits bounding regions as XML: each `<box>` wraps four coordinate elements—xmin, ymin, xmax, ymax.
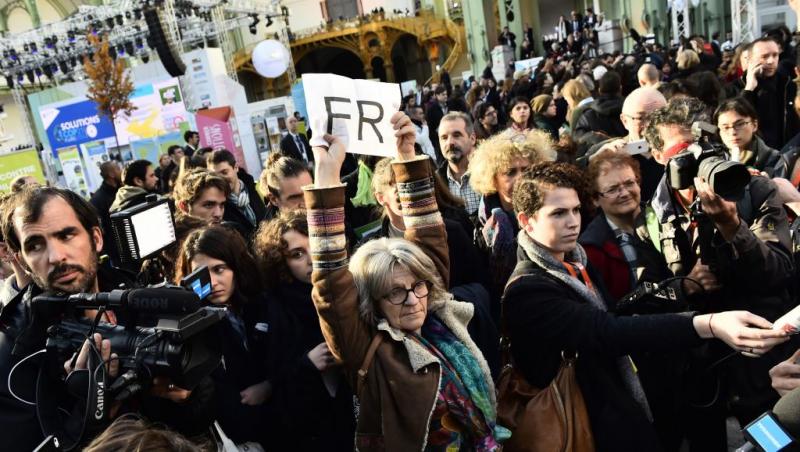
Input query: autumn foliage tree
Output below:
<box><xmin>83</xmin><ymin>33</ymin><xmax>136</xmax><ymax>143</ymax></box>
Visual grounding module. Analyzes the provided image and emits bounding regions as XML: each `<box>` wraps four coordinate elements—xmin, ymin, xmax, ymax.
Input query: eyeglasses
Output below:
<box><xmin>484</xmin><ymin>110</ymin><xmax>498</xmax><ymax>117</ymax></box>
<box><xmin>718</xmin><ymin>120</ymin><xmax>752</xmax><ymax>133</ymax></box>
<box><xmin>383</xmin><ymin>280</ymin><xmax>431</xmax><ymax>305</ymax></box>
<box><xmin>624</xmin><ymin>113</ymin><xmax>649</xmax><ymax>123</ymax></box>
<box><xmin>598</xmin><ymin>179</ymin><xmax>638</xmax><ymax>198</ymax></box>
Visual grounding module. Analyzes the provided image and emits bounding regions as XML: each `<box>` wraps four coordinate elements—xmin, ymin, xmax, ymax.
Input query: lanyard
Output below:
<box><xmin>562</xmin><ymin>261</ymin><xmax>594</xmax><ymax>292</ymax></box>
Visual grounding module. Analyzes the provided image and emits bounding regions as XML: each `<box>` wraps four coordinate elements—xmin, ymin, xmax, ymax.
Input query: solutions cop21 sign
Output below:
<box><xmin>39</xmin><ymin>100</ymin><xmax>117</xmax><ymax>150</ymax></box>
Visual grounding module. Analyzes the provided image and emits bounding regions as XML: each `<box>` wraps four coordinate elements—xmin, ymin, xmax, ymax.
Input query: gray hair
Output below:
<box><xmin>349</xmin><ymin>237</ymin><xmax>449</xmax><ymax>326</ymax></box>
<box><xmin>438</xmin><ymin>111</ymin><xmax>474</xmax><ymax>136</ymax></box>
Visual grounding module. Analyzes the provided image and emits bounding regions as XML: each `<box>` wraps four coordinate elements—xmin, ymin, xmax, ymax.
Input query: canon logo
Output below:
<box><xmin>95</xmin><ymin>381</ymin><xmax>105</xmax><ymax>420</ymax></box>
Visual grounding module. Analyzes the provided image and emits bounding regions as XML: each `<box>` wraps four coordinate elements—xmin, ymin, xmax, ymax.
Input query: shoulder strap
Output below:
<box><xmin>357</xmin><ymin>333</ymin><xmax>385</xmax><ymax>396</ymax></box>
<box><xmin>500</xmin><ymin>260</ymin><xmax>545</xmax><ymax>366</ymax></box>
<box><xmin>644</xmin><ymin>205</ymin><xmax>661</xmax><ymax>253</ymax></box>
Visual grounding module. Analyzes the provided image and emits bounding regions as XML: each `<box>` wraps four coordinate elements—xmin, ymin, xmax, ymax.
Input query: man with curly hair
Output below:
<box><xmin>640</xmin><ymin>96</ymin><xmax>795</xmax><ymax>445</ymax></box>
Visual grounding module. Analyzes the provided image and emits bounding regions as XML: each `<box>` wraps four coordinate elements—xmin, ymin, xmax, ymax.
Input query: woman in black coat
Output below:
<box><xmin>503</xmin><ymin>162</ymin><xmax>789</xmax><ymax>451</ymax></box>
<box><xmin>254</xmin><ymin>210</ymin><xmax>355</xmax><ymax>451</ymax></box>
<box><xmin>176</xmin><ymin>225</ymin><xmax>296</xmax><ymax>447</ymax></box>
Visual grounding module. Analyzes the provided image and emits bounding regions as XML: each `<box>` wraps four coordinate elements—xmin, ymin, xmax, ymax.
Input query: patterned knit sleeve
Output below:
<box><xmin>303</xmin><ymin>183</ymin><xmax>371</xmax><ymax>374</ymax></box>
<box><xmin>392</xmin><ymin>156</ymin><xmax>450</xmax><ymax>288</ymax></box>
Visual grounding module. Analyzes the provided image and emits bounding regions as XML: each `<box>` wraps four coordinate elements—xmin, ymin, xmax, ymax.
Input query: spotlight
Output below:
<box><xmin>68</xmin><ymin>30</ymin><xmax>76</xmax><ymax>42</ymax></box>
<box><xmin>249</xmin><ymin>25</ymin><xmax>257</xmax><ymax>35</ymax></box>
<box><xmin>5</xmin><ymin>75</ymin><xmax>12</xmax><ymax>88</ymax></box>
<box><xmin>135</xmin><ymin>37</ymin><xmax>143</xmax><ymax>49</ymax></box>
<box><xmin>106</xmin><ymin>17</ymin><xmax>115</xmax><ymax>29</ymax></box>
<box><xmin>44</xmin><ymin>37</ymin><xmax>53</xmax><ymax>49</ymax></box>
<box><xmin>266</xmin><ymin>16</ymin><xmax>274</xmax><ymax>28</ymax></box>
<box><xmin>17</xmin><ymin>73</ymin><xmax>23</xmax><ymax>83</ymax></box>
<box><xmin>30</xmin><ymin>43</ymin><xmax>37</xmax><ymax>54</ymax></box>
<box><xmin>23</xmin><ymin>44</ymin><xmax>29</xmax><ymax>52</ymax></box>
<box><xmin>116</xmin><ymin>14</ymin><xmax>124</xmax><ymax>25</ymax></box>
<box><xmin>70</xmin><ymin>56</ymin><xmax>78</xmax><ymax>67</ymax></box>
<box><xmin>59</xmin><ymin>60</ymin><xmax>70</xmax><ymax>74</ymax></box>
<box><xmin>134</xmin><ymin>9</ymin><xmax>142</xmax><ymax>20</ymax></box>
<box><xmin>117</xmin><ymin>44</ymin><xmax>125</xmax><ymax>55</ymax></box>
<box><xmin>125</xmin><ymin>11</ymin><xmax>132</xmax><ymax>19</ymax></box>
<box><xmin>141</xmin><ymin>53</ymin><xmax>150</xmax><ymax>63</ymax></box>
<box><xmin>26</xmin><ymin>70</ymin><xmax>34</xmax><ymax>83</ymax></box>
<box><xmin>124</xmin><ymin>41</ymin><xmax>134</xmax><ymax>55</ymax></box>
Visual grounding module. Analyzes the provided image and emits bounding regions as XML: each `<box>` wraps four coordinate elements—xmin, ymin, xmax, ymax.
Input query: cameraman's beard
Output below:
<box><xmin>37</xmin><ymin>256</ymin><xmax>98</xmax><ymax>294</ymax></box>
<box><xmin>444</xmin><ymin>145</ymin><xmax>464</xmax><ymax>164</ymax></box>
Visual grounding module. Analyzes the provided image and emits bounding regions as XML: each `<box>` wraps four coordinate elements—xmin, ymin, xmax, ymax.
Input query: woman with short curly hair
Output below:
<box><xmin>468</xmin><ymin>129</ymin><xmax>555</xmax><ymax>309</ymax></box>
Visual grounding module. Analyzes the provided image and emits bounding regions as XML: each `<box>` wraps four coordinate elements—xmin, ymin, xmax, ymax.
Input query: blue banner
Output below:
<box><xmin>43</xmin><ymin>100</ymin><xmax>116</xmax><ymax>151</ymax></box>
<box><xmin>291</xmin><ymin>80</ymin><xmax>307</xmax><ymax>120</ymax></box>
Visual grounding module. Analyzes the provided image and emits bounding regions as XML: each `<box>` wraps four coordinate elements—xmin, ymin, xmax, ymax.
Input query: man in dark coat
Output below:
<box><xmin>742</xmin><ymin>37</ymin><xmax>800</xmax><ymax>149</ymax></box>
<box><xmin>90</xmin><ymin>161</ymin><xmax>122</xmax><ymax>262</ymax></box>
<box><xmin>184</xmin><ymin>130</ymin><xmax>200</xmax><ymax>158</ymax></box>
<box><xmin>574</xmin><ymin>70</ymin><xmax>627</xmax><ymax>144</ymax></box>
<box><xmin>208</xmin><ymin>149</ymin><xmax>267</xmax><ymax>240</ymax></box>
<box><xmin>279</xmin><ymin>116</ymin><xmax>314</xmax><ymax>166</ymax></box>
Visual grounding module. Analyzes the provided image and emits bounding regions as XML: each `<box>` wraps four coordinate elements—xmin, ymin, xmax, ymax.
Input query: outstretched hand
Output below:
<box><xmin>391</xmin><ymin>111</ymin><xmax>417</xmax><ymax>161</ymax></box>
<box><xmin>312</xmin><ymin>134</ymin><xmax>347</xmax><ymax>188</ymax></box>
<box><xmin>696</xmin><ymin>311</ymin><xmax>789</xmax><ymax>357</ymax></box>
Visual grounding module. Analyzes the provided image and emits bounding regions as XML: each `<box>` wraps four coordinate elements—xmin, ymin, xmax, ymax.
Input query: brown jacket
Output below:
<box><xmin>304</xmin><ymin>157</ymin><xmax>496</xmax><ymax>451</ymax></box>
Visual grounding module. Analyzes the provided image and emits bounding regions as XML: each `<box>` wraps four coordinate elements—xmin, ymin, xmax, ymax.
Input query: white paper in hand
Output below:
<box><xmin>302</xmin><ymin>73</ymin><xmax>402</xmax><ymax>157</ymax></box>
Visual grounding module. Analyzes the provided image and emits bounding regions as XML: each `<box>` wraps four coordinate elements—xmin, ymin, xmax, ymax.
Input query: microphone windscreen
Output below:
<box><xmin>774</xmin><ymin>387</ymin><xmax>800</xmax><ymax>438</ymax></box>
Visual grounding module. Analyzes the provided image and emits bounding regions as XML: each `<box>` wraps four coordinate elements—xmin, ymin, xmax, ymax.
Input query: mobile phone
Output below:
<box><xmin>181</xmin><ymin>265</ymin><xmax>212</xmax><ymax>300</ymax></box>
<box><xmin>624</xmin><ymin>139</ymin><xmax>649</xmax><ymax>155</ymax></box>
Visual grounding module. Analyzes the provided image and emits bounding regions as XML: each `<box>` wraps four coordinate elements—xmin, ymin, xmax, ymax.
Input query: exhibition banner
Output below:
<box><xmin>131</xmin><ymin>138</ymin><xmax>160</xmax><ymax>165</ymax></box>
<box><xmin>81</xmin><ymin>140</ymin><xmax>109</xmax><ymax>192</ymax></box>
<box><xmin>0</xmin><ymin>148</ymin><xmax>46</xmax><ymax>193</ymax></box>
<box><xmin>196</xmin><ymin>106</ymin><xmax>247</xmax><ymax>170</ymax></box>
<box><xmin>114</xmin><ymin>78</ymin><xmax>190</xmax><ymax>146</ymax></box>
<box><xmin>40</xmin><ymin>100</ymin><xmax>117</xmax><ymax>150</ymax></box>
<box><xmin>58</xmin><ymin>146</ymin><xmax>89</xmax><ymax>198</ymax></box>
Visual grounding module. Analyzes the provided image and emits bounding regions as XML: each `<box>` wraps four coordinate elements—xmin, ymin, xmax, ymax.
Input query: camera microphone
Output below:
<box><xmin>68</xmin><ymin>288</ymin><xmax>200</xmax><ymax>314</ymax></box>
<box><xmin>736</xmin><ymin>387</ymin><xmax>800</xmax><ymax>451</ymax></box>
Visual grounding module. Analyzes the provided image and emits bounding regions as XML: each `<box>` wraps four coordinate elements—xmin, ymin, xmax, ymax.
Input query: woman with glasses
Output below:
<box><xmin>469</xmin><ymin>130</ymin><xmax>555</xmax><ymax>316</ymax></box>
<box><xmin>306</xmin><ymin>112</ymin><xmax>507</xmax><ymax>451</ymax></box>
<box><xmin>505</xmin><ymin>161</ymin><xmax>789</xmax><ymax>451</ymax></box>
<box><xmin>253</xmin><ymin>210</ymin><xmax>356</xmax><ymax>451</ymax></box>
<box><xmin>715</xmin><ymin>97</ymin><xmax>788</xmax><ymax>178</ymax></box>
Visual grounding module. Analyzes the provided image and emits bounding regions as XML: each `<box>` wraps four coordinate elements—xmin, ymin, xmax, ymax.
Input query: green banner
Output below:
<box><xmin>0</xmin><ymin>148</ymin><xmax>46</xmax><ymax>193</ymax></box>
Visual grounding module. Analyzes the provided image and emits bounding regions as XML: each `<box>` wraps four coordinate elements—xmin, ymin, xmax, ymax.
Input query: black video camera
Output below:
<box><xmin>25</xmin><ymin>286</ymin><xmax>225</xmax><ymax>450</ymax></box>
<box><xmin>665</xmin><ymin>121</ymin><xmax>751</xmax><ymax>201</ymax></box>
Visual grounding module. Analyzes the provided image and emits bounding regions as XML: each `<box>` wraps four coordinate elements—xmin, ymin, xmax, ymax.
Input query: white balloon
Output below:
<box><xmin>251</xmin><ymin>40</ymin><xmax>290</xmax><ymax>78</ymax></box>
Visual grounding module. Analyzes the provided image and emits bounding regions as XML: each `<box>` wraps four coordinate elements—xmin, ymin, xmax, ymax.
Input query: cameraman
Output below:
<box><xmin>639</xmin><ymin>97</ymin><xmax>796</xmax><ymax>443</ymax></box>
<box><xmin>0</xmin><ymin>187</ymin><xmax>212</xmax><ymax>449</ymax></box>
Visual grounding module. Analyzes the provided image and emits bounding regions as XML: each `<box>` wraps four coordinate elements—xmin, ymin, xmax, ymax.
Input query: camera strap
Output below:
<box><xmin>35</xmin><ymin>345</ymin><xmax>109</xmax><ymax>451</ymax></box>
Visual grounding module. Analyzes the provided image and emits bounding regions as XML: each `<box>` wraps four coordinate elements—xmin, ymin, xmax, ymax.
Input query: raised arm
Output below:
<box><xmin>389</xmin><ymin>112</ymin><xmax>451</xmax><ymax>288</ymax></box>
<box><xmin>305</xmin><ymin>134</ymin><xmax>370</xmax><ymax>375</ymax></box>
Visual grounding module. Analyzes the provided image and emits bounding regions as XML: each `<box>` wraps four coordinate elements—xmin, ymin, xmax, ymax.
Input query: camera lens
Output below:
<box><xmin>697</xmin><ymin>157</ymin><xmax>751</xmax><ymax>200</ymax></box>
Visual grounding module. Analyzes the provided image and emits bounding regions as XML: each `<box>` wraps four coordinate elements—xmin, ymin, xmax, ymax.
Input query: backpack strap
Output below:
<box><xmin>357</xmin><ymin>333</ymin><xmax>385</xmax><ymax>397</ymax></box>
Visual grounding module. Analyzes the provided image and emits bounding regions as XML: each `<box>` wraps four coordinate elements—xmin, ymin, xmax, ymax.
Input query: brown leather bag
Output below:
<box><xmin>496</xmin><ymin>353</ymin><xmax>595</xmax><ymax>452</ymax></box>
<box><xmin>497</xmin><ymin>263</ymin><xmax>595</xmax><ymax>452</ymax></box>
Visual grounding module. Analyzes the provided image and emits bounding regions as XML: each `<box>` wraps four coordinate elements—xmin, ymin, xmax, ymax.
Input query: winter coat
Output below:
<box><xmin>109</xmin><ymin>185</ymin><xmax>150</xmax><ymax>213</ymax></box>
<box><xmin>304</xmin><ymin>157</ymin><xmax>497</xmax><ymax>451</ymax></box>
<box><xmin>573</xmin><ymin>94</ymin><xmax>626</xmax><ymax>143</ymax></box>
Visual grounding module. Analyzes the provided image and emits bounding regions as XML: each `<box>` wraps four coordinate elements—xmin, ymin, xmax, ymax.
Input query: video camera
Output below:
<box><xmin>26</xmin><ymin>285</ymin><xmax>224</xmax><ymax>451</ymax></box>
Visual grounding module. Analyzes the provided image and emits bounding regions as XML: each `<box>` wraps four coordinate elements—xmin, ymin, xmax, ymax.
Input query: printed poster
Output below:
<box><xmin>58</xmin><ymin>146</ymin><xmax>89</xmax><ymax>198</ymax></box>
<box><xmin>0</xmin><ymin>148</ymin><xmax>46</xmax><ymax>193</ymax></box>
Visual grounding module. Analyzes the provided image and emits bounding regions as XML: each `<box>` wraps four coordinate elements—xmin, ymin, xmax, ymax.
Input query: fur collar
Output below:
<box><xmin>376</xmin><ymin>295</ymin><xmax>498</xmax><ymax>412</ymax></box>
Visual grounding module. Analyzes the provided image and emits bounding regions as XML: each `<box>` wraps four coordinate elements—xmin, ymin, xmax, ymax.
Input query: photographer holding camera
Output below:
<box><xmin>638</xmin><ymin>97</ymin><xmax>796</xmax><ymax>446</ymax></box>
<box><xmin>0</xmin><ymin>187</ymin><xmax>214</xmax><ymax>450</ymax></box>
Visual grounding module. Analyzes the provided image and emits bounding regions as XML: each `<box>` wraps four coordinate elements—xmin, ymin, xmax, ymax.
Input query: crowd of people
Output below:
<box><xmin>2</xmin><ymin>23</ymin><xmax>800</xmax><ymax>452</ymax></box>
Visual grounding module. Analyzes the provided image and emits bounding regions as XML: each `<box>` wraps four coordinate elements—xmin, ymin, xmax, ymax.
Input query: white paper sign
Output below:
<box><xmin>302</xmin><ymin>73</ymin><xmax>401</xmax><ymax>157</ymax></box>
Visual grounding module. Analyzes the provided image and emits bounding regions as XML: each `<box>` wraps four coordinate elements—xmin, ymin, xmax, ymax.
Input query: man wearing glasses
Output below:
<box><xmin>582</xmin><ymin>87</ymin><xmax>667</xmax><ymax>200</ymax></box>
